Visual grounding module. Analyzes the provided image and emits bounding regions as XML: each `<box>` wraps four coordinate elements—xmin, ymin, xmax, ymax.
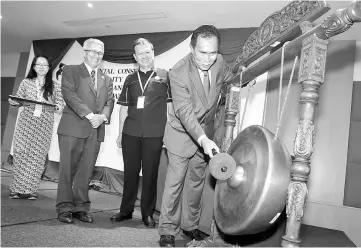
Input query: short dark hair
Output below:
<box><xmin>133</xmin><ymin>38</ymin><xmax>154</xmax><ymax>51</ymax></box>
<box><xmin>190</xmin><ymin>25</ymin><xmax>221</xmax><ymax>48</ymax></box>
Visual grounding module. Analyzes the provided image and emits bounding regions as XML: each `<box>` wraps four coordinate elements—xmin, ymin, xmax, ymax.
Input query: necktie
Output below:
<box><xmin>91</xmin><ymin>69</ymin><xmax>97</xmax><ymax>91</ymax></box>
<box><xmin>203</xmin><ymin>70</ymin><xmax>210</xmax><ymax>98</ymax></box>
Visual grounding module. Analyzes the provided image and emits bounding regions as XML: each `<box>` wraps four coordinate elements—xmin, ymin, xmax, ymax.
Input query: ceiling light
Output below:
<box><xmin>87</xmin><ymin>3</ymin><xmax>93</xmax><ymax>8</ymax></box>
<box><xmin>63</xmin><ymin>12</ymin><xmax>167</xmax><ymax>26</ymax></box>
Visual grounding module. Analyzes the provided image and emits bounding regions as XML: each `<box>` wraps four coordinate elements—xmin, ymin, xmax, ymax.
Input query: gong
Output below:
<box><xmin>214</xmin><ymin>125</ymin><xmax>291</xmax><ymax>235</ymax></box>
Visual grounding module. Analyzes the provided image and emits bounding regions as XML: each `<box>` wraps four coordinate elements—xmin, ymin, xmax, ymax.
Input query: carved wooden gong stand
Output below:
<box><xmin>218</xmin><ymin>0</ymin><xmax>361</xmax><ymax>247</ymax></box>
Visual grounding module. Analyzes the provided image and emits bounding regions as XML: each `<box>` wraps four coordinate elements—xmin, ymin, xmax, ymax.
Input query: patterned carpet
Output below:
<box><xmin>1</xmin><ymin>169</ymin><xmax>356</xmax><ymax>247</ymax></box>
<box><xmin>1</xmin><ymin>211</ymin><xmax>188</xmax><ymax>247</ymax></box>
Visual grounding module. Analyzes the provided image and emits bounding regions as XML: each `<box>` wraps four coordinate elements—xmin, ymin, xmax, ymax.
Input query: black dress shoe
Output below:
<box><xmin>110</xmin><ymin>212</ymin><xmax>132</xmax><ymax>222</ymax></box>
<box><xmin>58</xmin><ymin>212</ymin><xmax>73</xmax><ymax>224</ymax></box>
<box><xmin>142</xmin><ymin>216</ymin><xmax>156</xmax><ymax>228</ymax></box>
<box><xmin>183</xmin><ymin>229</ymin><xmax>208</xmax><ymax>241</ymax></box>
<box><xmin>73</xmin><ymin>211</ymin><xmax>93</xmax><ymax>223</ymax></box>
<box><xmin>159</xmin><ymin>235</ymin><xmax>175</xmax><ymax>247</ymax></box>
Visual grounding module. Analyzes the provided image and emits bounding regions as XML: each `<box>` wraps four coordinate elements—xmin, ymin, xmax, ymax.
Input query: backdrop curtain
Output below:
<box><xmin>33</xmin><ymin>27</ymin><xmax>256</xmax><ymax>66</ymax></box>
<box><xmin>33</xmin><ymin>27</ymin><xmax>257</xmax><ymax>206</ymax></box>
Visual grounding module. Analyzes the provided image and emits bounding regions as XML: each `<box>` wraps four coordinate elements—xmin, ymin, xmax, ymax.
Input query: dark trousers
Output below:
<box><xmin>120</xmin><ymin>134</ymin><xmax>163</xmax><ymax>217</ymax></box>
<box><xmin>158</xmin><ymin>149</ymin><xmax>207</xmax><ymax>236</ymax></box>
<box><xmin>56</xmin><ymin>129</ymin><xmax>101</xmax><ymax>214</ymax></box>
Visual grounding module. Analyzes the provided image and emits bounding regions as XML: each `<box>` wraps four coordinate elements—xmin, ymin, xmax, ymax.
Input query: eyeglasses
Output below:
<box><xmin>85</xmin><ymin>49</ymin><xmax>104</xmax><ymax>56</ymax></box>
<box><xmin>35</xmin><ymin>64</ymin><xmax>49</xmax><ymax>68</ymax></box>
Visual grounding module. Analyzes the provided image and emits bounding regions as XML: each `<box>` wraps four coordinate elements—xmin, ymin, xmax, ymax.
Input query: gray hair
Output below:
<box><xmin>133</xmin><ymin>38</ymin><xmax>154</xmax><ymax>51</ymax></box>
<box><xmin>83</xmin><ymin>38</ymin><xmax>104</xmax><ymax>51</ymax></box>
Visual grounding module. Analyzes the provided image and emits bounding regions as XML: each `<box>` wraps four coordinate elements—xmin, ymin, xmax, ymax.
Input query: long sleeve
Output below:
<box><xmin>169</xmin><ymin>70</ymin><xmax>205</xmax><ymax>142</ymax></box>
<box><xmin>61</xmin><ymin>65</ymin><xmax>93</xmax><ymax>118</ymax></box>
<box><xmin>9</xmin><ymin>79</ymin><xmax>27</xmax><ymax>106</ymax></box>
<box><xmin>100</xmin><ymin>76</ymin><xmax>115</xmax><ymax>121</ymax></box>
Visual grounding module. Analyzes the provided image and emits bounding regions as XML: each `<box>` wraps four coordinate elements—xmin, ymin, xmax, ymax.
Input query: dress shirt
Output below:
<box><xmin>197</xmin><ymin>68</ymin><xmax>212</xmax><ymax>86</ymax></box>
<box><xmin>83</xmin><ymin>63</ymin><xmax>107</xmax><ymax>122</ymax></box>
<box><xmin>197</xmin><ymin>68</ymin><xmax>212</xmax><ymax>146</ymax></box>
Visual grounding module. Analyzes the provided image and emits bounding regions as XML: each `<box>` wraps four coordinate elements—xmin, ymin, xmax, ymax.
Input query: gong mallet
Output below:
<box><xmin>208</xmin><ymin>149</ymin><xmax>237</xmax><ymax>180</ymax></box>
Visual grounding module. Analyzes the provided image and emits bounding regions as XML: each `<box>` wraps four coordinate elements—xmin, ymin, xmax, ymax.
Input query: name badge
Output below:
<box><xmin>33</xmin><ymin>104</ymin><xmax>42</xmax><ymax>117</ymax></box>
<box><xmin>137</xmin><ymin>96</ymin><xmax>145</xmax><ymax>109</ymax></box>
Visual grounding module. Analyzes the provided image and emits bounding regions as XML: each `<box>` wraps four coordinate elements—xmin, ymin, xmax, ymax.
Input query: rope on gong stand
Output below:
<box><xmin>237</xmin><ymin>70</ymin><xmax>257</xmax><ymax>135</ymax></box>
<box><xmin>274</xmin><ymin>41</ymin><xmax>299</xmax><ymax>141</ymax></box>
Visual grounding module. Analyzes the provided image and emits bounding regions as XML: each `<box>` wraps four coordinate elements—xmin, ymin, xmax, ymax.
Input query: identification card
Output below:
<box><xmin>137</xmin><ymin>96</ymin><xmax>145</xmax><ymax>109</ymax></box>
<box><xmin>33</xmin><ymin>104</ymin><xmax>42</xmax><ymax>117</ymax></box>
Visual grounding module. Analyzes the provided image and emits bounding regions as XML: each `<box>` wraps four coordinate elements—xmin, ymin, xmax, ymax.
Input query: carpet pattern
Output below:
<box><xmin>1</xmin><ymin>184</ymin><xmax>59</xmax><ymax>226</ymax></box>
<box><xmin>1</xmin><ymin>211</ymin><xmax>187</xmax><ymax>247</ymax></box>
<box><xmin>1</xmin><ymin>170</ymin><xmax>356</xmax><ymax>247</ymax></box>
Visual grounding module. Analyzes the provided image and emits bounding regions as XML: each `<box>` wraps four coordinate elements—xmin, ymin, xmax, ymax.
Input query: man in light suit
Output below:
<box><xmin>56</xmin><ymin>38</ymin><xmax>114</xmax><ymax>224</ymax></box>
<box><xmin>158</xmin><ymin>25</ymin><xmax>239</xmax><ymax>247</ymax></box>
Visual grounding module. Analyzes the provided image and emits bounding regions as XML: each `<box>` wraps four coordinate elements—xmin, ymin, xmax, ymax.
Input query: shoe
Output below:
<box><xmin>26</xmin><ymin>193</ymin><xmax>38</xmax><ymax>200</ymax></box>
<box><xmin>73</xmin><ymin>211</ymin><xmax>93</xmax><ymax>223</ymax></box>
<box><xmin>9</xmin><ymin>192</ymin><xmax>20</xmax><ymax>199</ymax></box>
<box><xmin>58</xmin><ymin>212</ymin><xmax>73</xmax><ymax>224</ymax></box>
<box><xmin>142</xmin><ymin>216</ymin><xmax>156</xmax><ymax>228</ymax></box>
<box><xmin>159</xmin><ymin>235</ymin><xmax>175</xmax><ymax>247</ymax></box>
<box><xmin>110</xmin><ymin>212</ymin><xmax>132</xmax><ymax>222</ymax></box>
<box><xmin>183</xmin><ymin>229</ymin><xmax>208</xmax><ymax>241</ymax></box>
<box><xmin>41</xmin><ymin>175</ymin><xmax>57</xmax><ymax>182</ymax></box>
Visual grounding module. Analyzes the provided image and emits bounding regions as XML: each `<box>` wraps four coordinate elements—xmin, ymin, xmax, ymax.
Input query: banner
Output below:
<box><xmin>47</xmin><ymin>36</ymin><xmax>192</xmax><ymax>171</ymax></box>
<box><xmin>15</xmin><ymin>35</ymin><xmax>266</xmax><ymax>173</ymax></box>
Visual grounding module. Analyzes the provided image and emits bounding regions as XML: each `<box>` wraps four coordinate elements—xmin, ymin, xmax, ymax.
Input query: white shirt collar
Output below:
<box><xmin>84</xmin><ymin>62</ymin><xmax>98</xmax><ymax>77</ymax></box>
<box><xmin>197</xmin><ymin>68</ymin><xmax>211</xmax><ymax>85</ymax></box>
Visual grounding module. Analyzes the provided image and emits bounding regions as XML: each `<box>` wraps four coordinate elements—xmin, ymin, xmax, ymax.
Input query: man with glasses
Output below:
<box><xmin>56</xmin><ymin>38</ymin><xmax>114</xmax><ymax>224</ymax></box>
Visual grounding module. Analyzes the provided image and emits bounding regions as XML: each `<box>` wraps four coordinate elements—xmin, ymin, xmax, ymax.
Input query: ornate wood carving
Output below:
<box><xmin>294</xmin><ymin>120</ymin><xmax>314</xmax><ymax>158</ymax></box>
<box><xmin>215</xmin><ymin>2</ymin><xmax>361</xmax><ymax>247</ymax></box>
<box><xmin>321</xmin><ymin>1</ymin><xmax>361</xmax><ymax>38</ymax></box>
<box><xmin>282</xmin><ymin>181</ymin><xmax>309</xmax><ymax>245</ymax></box>
<box><xmin>298</xmin><ymin>28</ymin><xmax>329</xmax><ymax>83</ymax></box>
<box><xmin>286</xmin><ymin>182</ymin><xmax>308</xmax><ymax>221</ymax></box>
<box><xmin>232</xmin><ymin>0</ymin><xmax>330</xmax><ymax>72</ymax></box>
<box><xmin>282</xmin><ymin>18</ymin><xmax>328</xmax><ymax>248</ymax></box>
<box><xmin>221</xmin><ymin>86</ymin><xmax>240</xmax><ymax>153</ymax></box>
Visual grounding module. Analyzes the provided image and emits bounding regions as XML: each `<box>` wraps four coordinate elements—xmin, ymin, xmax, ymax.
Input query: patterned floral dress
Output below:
<box><xmin>9</xmin><ymin>78</ymin><xmax>65</xmax><ymax>194</ymax></box>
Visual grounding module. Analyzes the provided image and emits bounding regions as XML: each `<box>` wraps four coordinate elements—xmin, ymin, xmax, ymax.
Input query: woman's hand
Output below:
<box><xmin>9</xmin><ymin>98</ymin><xmax>20</xmax><ymax>107</ymax></box>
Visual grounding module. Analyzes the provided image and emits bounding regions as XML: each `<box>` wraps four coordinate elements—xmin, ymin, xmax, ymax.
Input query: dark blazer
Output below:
<box><xmin>57</xmin><ymin>63</ymin><xmax>114</xmax><ymax>142</ymax></box>
<box><xmin>164</xmin><ymin>53</ymin><xmax>236</xmax><ymax>157</ymax></box>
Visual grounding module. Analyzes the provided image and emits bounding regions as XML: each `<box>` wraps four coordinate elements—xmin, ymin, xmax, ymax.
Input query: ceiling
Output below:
<box><xmin>2</xmin><ymin>1</ymin><xmax>361</xmax><ymax>54</ymax></box>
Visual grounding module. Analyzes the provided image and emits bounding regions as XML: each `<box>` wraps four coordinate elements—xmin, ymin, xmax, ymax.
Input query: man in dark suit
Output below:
<box><xmin>56</xmin><ymin>38</ymin><xmax>114</xmax><ymax>224</ymax></box>
<box><xmin>158</xmin><ymin>25</ymin><xmax>239</xmax><ymax>247</ymax></box>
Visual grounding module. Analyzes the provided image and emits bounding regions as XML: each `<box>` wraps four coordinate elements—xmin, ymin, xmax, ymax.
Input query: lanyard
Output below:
<box><xmin>137</xmin><ymin>71</ymin><xmax>154</xmax><ymax>96</ymax></box>
<box><xmin>36</xmin><ymin>78</ymin><xmax>44</xmax><ymax>101</ymax></box>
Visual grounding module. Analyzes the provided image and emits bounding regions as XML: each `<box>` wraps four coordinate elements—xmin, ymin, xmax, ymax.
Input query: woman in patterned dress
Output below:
<box><xmin>8</xmin><ymin>55</ymin><xmax>65</xmax><ymax>200</ymax></box>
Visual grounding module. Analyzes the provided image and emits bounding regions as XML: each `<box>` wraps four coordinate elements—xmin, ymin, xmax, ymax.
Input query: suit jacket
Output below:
<box><xmin>57</xmin><ymin>63</ymin><xmax>114</xmax><ymax>142</ymax></box>
<box><xmin>164</xmin><ymin>53</ymin><xmax>236</xmax><ymax>157</ymax></box>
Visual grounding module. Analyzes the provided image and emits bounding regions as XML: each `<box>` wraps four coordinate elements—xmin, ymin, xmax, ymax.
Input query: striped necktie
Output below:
<box><xmin>203</xmin><ymin>70</ymin><xmax>210</xmax><ymax>98</ymax></box>
<box><xmin>91</xmin><ymin>69</ymin><xmax>97</xmax><ymax>91</ymax></box>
